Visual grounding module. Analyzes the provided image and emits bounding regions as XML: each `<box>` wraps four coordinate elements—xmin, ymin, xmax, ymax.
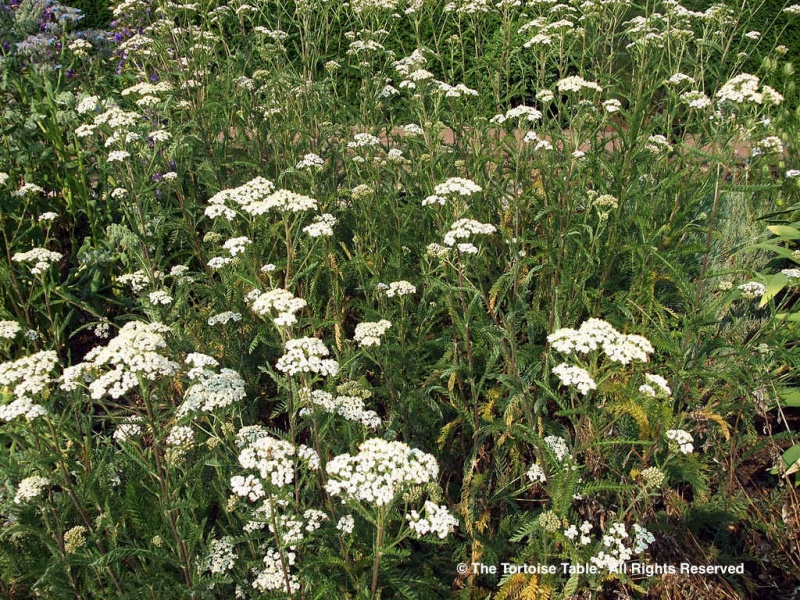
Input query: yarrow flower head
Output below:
<box><xmin>296</xmin><ymin>153</ymin><xmax>324</xmax><ymax>170</ymax></box>
<box><xmin>547</xmin><ymin>318</ymin><xmax>654</xmax><ymax>365</ymax></box>
<box><xmin>665</xmin><ymin>428</ymin><xmax>694</xmax><ymax>454</ymax></box>
<box><xmin>552</xmin><ymin>363</ymin><xmax>597</xmax><ymax>395</ymax></box>
<box><xmin>715</xmin><ymin>73</ymin><xmax>783</xmax><ymax>106</ymax></box>
<box><xmin>556</xmin><ymin>75</ymin><xmax>602</xmax><ymax>94</ymax></box>
<box><xmin>12</xmin><ymin>248</ymin><xmax>63</xmax><ymax>275</ymax></box>
<box><xmin>222</xmin><ymin>236</ymin><xmax>252</xmax><ymax>256</ymax></box>
<box><xmin>276</xmin><ymin>337</ymin><xmax>339</xmax><ymax>377</ymax></box>
<box><xmin>0</xmin><ymin>350</ymin><xmax>59</xmax><ymax>422</ymax></box>
<box><xmin>353</xmin><ymin>320</ymin><xmax>392</xmax><ymax>346</ymax></box>
<box><xmin>200</xmin><ymin>538</ymin><xmax>237</xmax><ymax>575</ymax></box>
<box><xmin>0</xmin><ymin>320</ymin><xmax>21</xmax><ymax>340</ymax></box>
<box><xmin>234</xmin><ymin>433</ymin><xmax>312</xmax><ymax>491</ymax></box>
<box><xmin>424</xmin><ymin>177</ymin><xmax>482</xmax><ymax>206</ymax></box>
<box><xmin>490</xmin><ymin>105</ymin><xmax>543</xmax><ymax>124</ymax></box>
<box><xmin>526</xmin><ymin>462</ymin><xmax>546</xmax><ymax>483</ymax></box>
<box><xmin>303</xmin><ymin>213</ymin><xmax>336</xmax><ymax>237</ymax></box>
<box><xmin>14</xmin><ymin>476</ymin><xmax>51</xmax><ymax>504</ymax></box>
<box><xmin>208</xmin><ymin>311</ymin><xmax>242</xmax><ymax>326</ymax></box>
<box><xmin>640</xmin><ymin>466</ymin><xmax>666</xmax><ymax>488</ymax></box>
<box><xmin>298</xmin><ymin>388</ymin><xmax>381</xmax><ymax>429</ymax></box>
<box><xmin>639</xmin><ymin>373</ymin><xmax>671</xmax><ymax>397</ymax></box>
<box><xmin>544</xmin><ymin>436</ymin><xmax>571</xmax><ymax>462</ymax></box>
<box><xmin>176</xmin><ymin>357</ymin><xmax>246</xmax><ymax>419</ymax></box>
<box><xmin>326</xmin><ymin>439</ymin><xmax>440</xmax><ymax>507</ymax></box>
<box><xmin>59</xmin><ymin>322</ymin><xmax>179</xmax><ymax>401</ymax></box>
<box><xmin>384</xmin><ymin>280</ymin><xmax>416</xmax><ymax>297</ymax></box>
<box><xmin>204</xmin><ymin>176</ymin><xmax>276</xmax><ymax>220</ymax></box>
<box><xmin>249</xmin><ymin>289</ymin><xmax>307</xmax><ymax>327</ymax></box>
<box><xmin>406</xmin><ymin>501</ymin><xmax>459</xmax><ymax>539</ymax></box>
<box><xmin>738</xmin><ymin>281</ymin><xmax>765</xmax><ymax>300</ymax></box>
<box><xmin>443</xmin><ymin>219</ymin><xmax>497</xmax><ymax>247</ymax></box>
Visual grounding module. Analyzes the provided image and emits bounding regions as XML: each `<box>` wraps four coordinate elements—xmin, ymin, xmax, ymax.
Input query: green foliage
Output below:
<box><xmin>0</xmin><ymin>0</ymin><xmax>799</xmax><ymax>597</ymax></box>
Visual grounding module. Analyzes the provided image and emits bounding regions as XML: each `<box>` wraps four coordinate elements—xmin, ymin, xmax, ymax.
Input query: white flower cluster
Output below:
<box><xmin>249</xmin><ymin>289</ymin><xmax>307</xmax><ymax>327</ymax></box>
<box><xmin>665</xmin><ymin>429</ymin><xmax>694</xmax><ymax>454</ymax></box>
<box><xmin>436</xmin><ymin>177</ymin><xmax>481</xmax><ymax>196</ymax></box>
<box><xmin>353</xmin><ymin>319</ymin><xmax>392</xmax><ymax>346</ymax></box>
<box><xmin>384</xmin><ymin>280</ymin><xmax>416</xmax><ymax>297</ymax></box>
<box><xmin>590</xmin><ymin>522</ymin><xmax>636</xmax><ymax>573</ymax></box>
<box><xmin>148</xmin><ymin>290</ymin><xmax>173</xmax><ymax>306</ymax></box>
<box><xmin>544</xmin><ymin>435</ymin><xmax>571</xmax><ymax>462</ymax></box>
<box><xmin>298</xmin><ymin>388</ymin><xmax>381</xmax><ymax>429</ymax></box>
<box><xmin>401</xmin><ymin>123</ymin><xmax>424</xmax><ymax>136</ymax></box>
<box><xmin>223</xmin><ymin>236</ymin><xmax>252</xmax><ymax>256</ymax></box>
<box><xmin>303</xmin><ymin>508</ymin><xmax>328</xmax><ymax>532</ymax></box>
<box><xmin>166</xmin><ymin>425</ymin><xmax>194</xmax><ymax>448</ymax></box>
<box><xmin>237</xmin><ymin>435</ymin><xmax>298</xmax><ymax>488</ymax></box>
<box><xmin>337</xmin><ymin>514</ymin><xmax>355</xmax><ymax>533</ymax></box>
<box><xmin>201</xmin><ymin>537</ymin><xmax>237</xmax><ymax>574</ymax></box>
<box><xmin>644</xmin><ymin>134</ymin><xmax>672</xmax><ymax>154</ymax></box>
<box><xmin>552</xmin><ymin>363</ymin><xmax>597</xmax><ymax>395</ymax></box>
<box><xmin>526</xmin><ymin>462</ymin><xmax>546</xmax><ymax>483</ymax></box>
<box><xmin>59</xmin><ymin>322</ymin><xmax>179</xmax><ymax>400</ymax></box>
<box><xmin>548</xmin><ymin>318</ymin><xmax>654</xmax><ymax>365</ymax></box>
<box><xmin>556</xmin><ymin>75</ymin><xmax>602</xmax><ymax>94</ymax></box>
<box><xmin>113</xmin><ymin>418</ymin><xmax>144</xmax><ymax>443</ymax></box>
<box><xmin>564</xmin><ymin>520</ymin><xmax>593</xmax><ymax>546</ymax></box>
<box><xmin>207</xmin><ymin>311</ymin><xmax>242</xmax><ymax>326</ymax></box>
<box><xmin>253</xmin><ymin>189</ymin><xmax>318</xmax><ymax>214</ymax></box>
<box><xmin>680</xmin><ymin>90</ymin><xmax>711</xmax><ymax>109</ymax></box>
<box><xmin>107</xmin><ymin>150</ymin><xmax>131</xmax><ymax>163</ymax></box>
<box><xmin>715</xmin><ymin>73</ymin><xmax>783</xmax><ymax>106</ymax></box>
<box><xmin>14</xmin><ymin>476</ymin><xmax>51</xmax><ymax>504</ymax></box>
<box><xmin>276</xmin><ymin>338</ymin><xmax>339</xmax><ymax>377</ymax></box>
<box><xmin>490</xmin><ymin>105</ymin><xmax>543</xmax><ymax>124</ymax></box>
<box><xmin>76</xmin><ymin>95</ymin><xmax>100</xmax><ymax>114</ymax></box>
<box><xmin>0</xmin><ymin>320</ymin><xmax>21</xmax><ymax>339</ymax></box>
<box><xmin>638</xmin><ymin>373</ymin><xmax>671</xmax><ymax>397</ymax></box>
<box><xmin>94</xmin><ymin>106</ymin><xmax>140</xmax><ymax>129</ymax></box>
<box><xmin>12</xmin><ymin>248</ymin><xmax>63</xmax><ymax>275</ymax></box>
<box><xmin>406</xmin><ymin>501</ymin><xmax>459</xmax><ymax>539</ymax></box>
<box><xmin>13</xmin><ymin>182</ymin><xmax>44</xmax><ymax>196</ymax></box>
<box><xmin>347</xmin><ymin>133</ymin><xmax>382</xmax><ymax>148</ymax></box>
<box><xmin>632</xmin><ymin>524</ymin><xmax>655</xmax><ymax>553</ymax></box>
<box><xmin>303</xmin><ymin>213</ymin><xmax>336</xmax><ymax>237</ymax></box>
<box><xmin>252</xmin><ymin>547</ymin><xmax>299</xmax><ymax>594</ymax></box>
<box><xmin>443</xmin><ymin>219</ymin><xmax>497</xmax><ymax>248</ymax></box>
<box><xmin>0</xmin><ymin>350</ymin><xmax>58</xmax><ymax>422</ymax></box>
<box><xmin>204</xmin><ymin>177</ymin><xmax>279</xmax><ymax>220</ymax></box>
<box><xmin>117</xmin><ymin>270</ymin><xmax>156</xmax><ymax>294</ymax></box>
<box><xmin>754</xmin><ymin>136</ymin><xmax>784</xmax><ymax>156</ymax></box>
<box><xmin>296</xmin><ymin>153</ymin><xmax>324</xmax><ymax>170</ymax></box>
<box><xmin>738</xmin><ymin>281</ymin><xmax>765</xmax><ymax>299</ymax></box>
<box><xmin>326</xmin><ymin>438</ymin><xmax>440</xmax><ymax>507</ymax></box>
<box><xmin>176</xmin><ymin>355</ymin><xmax>246</xmax><ymax>419</ymax></box>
